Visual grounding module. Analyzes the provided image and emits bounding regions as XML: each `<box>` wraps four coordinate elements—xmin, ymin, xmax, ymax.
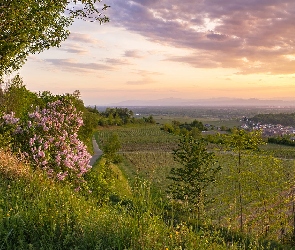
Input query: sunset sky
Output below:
<box><xmin>19</xmin><ymin>0</ymin><xmax>295</xmax><ymax>106</ymax></box>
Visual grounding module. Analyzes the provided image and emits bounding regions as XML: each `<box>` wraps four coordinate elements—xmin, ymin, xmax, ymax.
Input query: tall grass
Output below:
<box><xmin>0</xmin><ymin>150</ymin><xmax>291</xmax><ymax>249</ymax></box>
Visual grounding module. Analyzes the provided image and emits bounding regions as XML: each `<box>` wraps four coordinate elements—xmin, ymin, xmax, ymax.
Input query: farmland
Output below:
<box><xmin>2</xmin><ymin>93</ymin><xmax>295</xmax><ymax>248</ymax></box>
<box><xmin>95</xmin><ymin>125</ymin><xmax>178</xmax><ymax>152</ymax></box>
<box><xmin>95</xmin><ymin>120</ymin><xmax>295</xmax><ymax>245</ymax></box>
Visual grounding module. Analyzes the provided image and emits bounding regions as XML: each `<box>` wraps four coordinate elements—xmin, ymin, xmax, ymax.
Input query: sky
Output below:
<box><xmin>19</xmin><ymin>0</ymin><xmax>295</xmax><ymax>106</ymax></box>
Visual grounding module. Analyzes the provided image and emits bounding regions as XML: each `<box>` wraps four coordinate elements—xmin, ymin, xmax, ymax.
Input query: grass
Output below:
<box><xmin>260</xmin><ymin>143</ymin><xmax>295</xmax><ymax>159</ymax></box>
<box><xmin>154</xmin><ymin>114</ymin><xmax>243</xmax><ymax>128</ymax></box>
<box><xmin>1</xmin><ymin>121</ymin><xmax>295</xmax><ymax>249</ymax></box>
<box><xmin>95</xmin><ymin>124</ymin><xmax>178</xmax><ymax>152</ymax></box>
<box><xmin>2</xmin><ymin>149</ymin><xmax>256</xmax><ymax>249</ymax></box>
<box><xmin>96</xmin><ymin>125</ymin><xmax>295</xmax><ymax>247</ymax></box>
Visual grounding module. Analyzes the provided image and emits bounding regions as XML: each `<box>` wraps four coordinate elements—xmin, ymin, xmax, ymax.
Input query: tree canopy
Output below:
<box><xmin>167</xmin><ymin>136</ymin><xmax>221</xmax><ymax>221</ymax></box>
<box><xmin>0</xmin><ymin>0</ymin><xmax>109</xmax><ymax>78</ymax></box>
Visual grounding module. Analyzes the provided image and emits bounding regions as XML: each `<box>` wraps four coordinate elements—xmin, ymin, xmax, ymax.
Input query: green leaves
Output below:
<box><xmin>0</xmin><ymin>0</ymin><xmax>109</xmax><ymax>77</ymax></box>
<box><xmin>102</xmin><ymin>133</ymin><xmax>122</xmax><ymax>164</ymax></box>
<box><xmin>226</xmin><ymin>128</ymin><xmax>264</xmax><ymax>152</ymax></box>
<box><xmin>167</xmin><ymin>136</ymin><xmax>221</xmax><ymax>217</ymax></box>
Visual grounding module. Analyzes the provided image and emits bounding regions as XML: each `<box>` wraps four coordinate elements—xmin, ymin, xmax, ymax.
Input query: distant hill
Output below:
<box><xmin>108</xmin><ymin>97</ymin><xmax>295</xmax><ymax>107</ymax></box>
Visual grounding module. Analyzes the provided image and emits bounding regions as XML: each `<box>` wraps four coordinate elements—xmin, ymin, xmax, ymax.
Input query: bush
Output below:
<box><xmin>1</xmin><ymin>98</ymin><xmax>91</xmax><ymax>186</ymax></box>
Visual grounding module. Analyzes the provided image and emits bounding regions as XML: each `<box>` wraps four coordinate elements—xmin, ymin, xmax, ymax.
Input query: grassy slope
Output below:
<box><xmin>1</xmin><ymin>122</ymin><xmax>294</xmax><ymax>249</ymax></box>
<box><xmin>1</xmin><ymin>149</ymin><xmax>240</xmax><ymax>250</ymax></box>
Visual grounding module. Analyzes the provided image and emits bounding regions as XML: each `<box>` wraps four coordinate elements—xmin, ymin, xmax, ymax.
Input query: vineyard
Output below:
<box><xmin>94</xmin><ymin>125</ymin><xmax>180</xmax><ymax>192</ymax></box>
<box><xmin>95</xmin><ymin>125</ymin><xmax>178</xmax><ymax>152</ymax></box>
<box><xmin>95</xmin><ymin>123</ymin><xmax>295</xmax><ymax>245</ymax></box>
<box><xmin>261</xmin><ymin>143</ymin><xmax>295</xmax><ymax>159</ymax></box>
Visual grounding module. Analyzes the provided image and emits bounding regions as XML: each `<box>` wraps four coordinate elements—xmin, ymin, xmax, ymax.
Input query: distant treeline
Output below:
<box><xmin>87</xmin><ymin>106</ymin><xmax>155</xmax><ymax>126</ymax></box>
<box><xmin>268</xmin><ymin>135</ymin><xmax>295</xmax><ymax>147</ymax></box>
<box><xmin>250</xmin><ymin>113</ymin><xmax>295</xmax><ymax>126</ymax></box>
<box><xmin>161</xmin><ymin>119</ymin><xmax>206</xmax><ymax>138</ymax></box>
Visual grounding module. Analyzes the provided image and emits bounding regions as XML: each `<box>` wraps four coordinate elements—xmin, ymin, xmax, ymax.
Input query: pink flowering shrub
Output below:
<box><xmin>1</xmin><ymin>98</ymin><xmax>91</xmax><ymax>183</ymax></box>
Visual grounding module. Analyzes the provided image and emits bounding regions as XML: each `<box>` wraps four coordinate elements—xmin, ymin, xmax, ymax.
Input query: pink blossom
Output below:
<box><xmin>3</xmin><ymin>98</ymin><xmax>91</xmax><ymax>186</ymax></box>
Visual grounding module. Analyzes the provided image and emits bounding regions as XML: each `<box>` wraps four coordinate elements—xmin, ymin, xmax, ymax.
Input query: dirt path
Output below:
<box><xmin>89</xmin><ymin>136</ymin><xmax>103</xmax><ymax>166</ymax></box>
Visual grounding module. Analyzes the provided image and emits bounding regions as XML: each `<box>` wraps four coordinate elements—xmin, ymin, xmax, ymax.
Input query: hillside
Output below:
<box><xmin>0</xmin><ymin>149</ymin><xmax>251</xmax><ymax>249</ymax></box>
<box><xmin>1</xmin><ymin>82</ymin><xmax>295</xmax><ymax>248</ymax></box>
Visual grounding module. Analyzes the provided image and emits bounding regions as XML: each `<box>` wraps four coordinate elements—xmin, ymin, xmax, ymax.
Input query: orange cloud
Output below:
<box><xmin>108</xmin><ymin>0</ymin><xmax>295</xmax><ymax>74</ymax></box>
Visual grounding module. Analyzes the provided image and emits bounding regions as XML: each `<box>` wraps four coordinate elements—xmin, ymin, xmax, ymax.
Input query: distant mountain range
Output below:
<box><xmin>108</xmin><ymin>97</ymin><xmax>295</xmax><ymax>107</ymax></box>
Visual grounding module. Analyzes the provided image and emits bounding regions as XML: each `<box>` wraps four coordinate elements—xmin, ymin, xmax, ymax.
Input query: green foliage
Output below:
<box><xmin>84</xmin><ymin>159</ymin><xmax>114</xmax><ymax>205</ymax></box>
<box><xmin>210</xmin><ymin>153</ymin><xmax>293</xmax><ymax>239</ymax></box>
<box><xmin>225</xmin><ymin>128</ymin><xmax>264</xmax><ymax>153</ymax></box>
<box><xmin>162</xmin><ymin>123</ymin><xmax>175</xmax><ymax>133</ymax></box>
<box><xmin>0</xmin><ymin>0</ymin><xmax>109</xmax><ymax>77</ymax></box>
<box><xmin>142</xmin><ymin>115</ymin><xmax>156</xmax><ymax>124</ymax></box>
<box><xmin>99</xmin><ymin>107</ymin><xmax>134</xmax><ymax>126</ymax></box>
<box><xmin>102</xmin><ymin>133</ymin><xmax>122</xmax><ymax>164</ymax></box>
<box><xmin>260</xmin><ymin>143</ymin><xmax>295</xmax><ymax>159</ymax></box>
<box><xmin>78</xmin><ymin>109</ymin><xmax>99</xmax><ymax>142</ymax></box>
<box><xmin>162</xmin><ymin>119</ymin><xmax>205</xmax><ymax>138</ymax></box>
<box><xmin>251</xmin><ymin>113</ymin><xmax>295</xmax><ymax>127</ymax></box>
<box><xmin>167</xmin><ymin>136</ymin><xmax>221</xmax><ymax>221</ymax></box>
<box><xmin>0</xmin><ymin>78</ymin><xmax>99</xmax><ymax>152</ymax></box>
<box><xmin>268</xmin><ymin>135</ymin><xmax>295</xmax><ymax>147</ymax></box>
<box><xmin>94</xmin><ymin>118</ymin><xmax>295</xmax><ymax>247</ymax></box>
<box><xmin>1</xmin><ymin>150</ymin><xmax>261</xmax><ymax>250</ymax></box>
<box><xmin>1</xmin><ymin>118</ymin><xmax>294</xmax><ymax>249</ymax></box>
<box><xmin>220</xmin><ymin>129</ymin><xmax>266</xmax><ymax>233</ymax></box>
<box><xmin>0</xmin><ymin>110</ymin><xmax>16</xmax><ymax>149</ymax></box>
<box><xmin>0</xmin><ymin>75</ymin><xmax>38</xmax><ymax>116</ymax></box>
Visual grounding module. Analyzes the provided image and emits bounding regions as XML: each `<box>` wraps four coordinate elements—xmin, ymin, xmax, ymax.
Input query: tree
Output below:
<box><xmin>167</xmin><ymin>136</ymin><xmax>221</xmax><ymax>222</ymax></box>
<box><xmin>0</xmin><ymin>75</ymin><xmax>38</xmax><ymax>116</ymax></box>
<box><xmin>190</xmin><ymin>127</ymin><xmax>202</xmax><ymax>139</ymax></box>
<box><xmin>102</xmin><ymin>133</ymin><xmax>121</xmax><ymax>164</ymax></box>
<box><xmin>211</xmin><ymin>152</ymin><xmax>291</xmax><ymax>238</ymax></box>
<box><xmin>0</xmin><ymin>0</ymin><xmax>109</xmax><ymax>77</ymax></box>
<box><xmin>143</xmin><ymin>115</ymin><xmax>155</xmax><ymax>124</ymax></box>
<box><xmin>224</xmin><ymin>128</ymin><xmax>264</xmax><ymax>232</ymax></box>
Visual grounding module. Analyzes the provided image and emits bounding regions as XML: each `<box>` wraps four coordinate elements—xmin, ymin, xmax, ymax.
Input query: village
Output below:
<box><xmin>241</xmin><ymin>117</ymin><xmax>295</xmax><ymax>139</ymax></box>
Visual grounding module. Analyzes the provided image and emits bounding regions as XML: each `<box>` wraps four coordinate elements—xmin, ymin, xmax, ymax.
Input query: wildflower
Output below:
<box><xmin>38</xmin><ymin>150</ymin><xmax>45</xmax><ymax>158</ymax></box>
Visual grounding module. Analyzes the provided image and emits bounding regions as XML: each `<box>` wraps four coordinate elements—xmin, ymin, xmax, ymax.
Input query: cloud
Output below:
<box><xmin>45</xmin><ymin>59</ymin><xmax>114</xmax><ymax>72</ymax></box>
<box><xmin>108</xmin><ymin>0</ymin><xmax>295</xmax><ymax>74</ymax></box>
<box><xmin>68</xmin><ymin>32</ymin><xmax>101</xmax><ymax>44</ymax></box>
<box><xmin>124</xmin><ymin>50</ymin><xmax>144</xmax><ymax>58</ymax></box>
<box><xmin>44</xmin><ymin>56</ymin><xmax>133</xmax><ymax>72</ymax></box>
<box><xmin>56</xmin><ymin>32</ymin><xmax>104</xmax><ymax>55</ymax></box>
<box><xmin>104</xmin><ymin>58</ymin><xmax>130</xmax><ymax>65</ymax></box>
<box><xmin>59</xmin><ymin>44</ymin><xmax>88</xmax><ymax>54</ymax></box>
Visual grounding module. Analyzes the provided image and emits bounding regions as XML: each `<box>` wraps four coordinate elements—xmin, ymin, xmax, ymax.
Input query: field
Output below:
<box><xmin>95</xmin><ymin>122</ymin><xmax>295</xmax><ymax>246</ymax></box>
<box><xmin>261</xmin><ymin>143</ymin><xmax>295</xmax><ymax>159</ymax></box>
<box><xmin>2</xmin><ymin>108</ymin><xmax>295</xmax><ymax>248</ymax></box>
<box><xmin>95</xmin><ymin>125</ymin><xmax>178</xmax><ymax>152</ymax></box>
<box><xmin>95</xmin><ymin>125</ymin><xmax>180</xmax><ymax>192</ymax></box>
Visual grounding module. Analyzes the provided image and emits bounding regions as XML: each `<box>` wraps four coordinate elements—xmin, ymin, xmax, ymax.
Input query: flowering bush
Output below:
<box><xmin>1</xmin><ymin>98</ymin><xmax>91</xmax><ymax>184</ymax></box>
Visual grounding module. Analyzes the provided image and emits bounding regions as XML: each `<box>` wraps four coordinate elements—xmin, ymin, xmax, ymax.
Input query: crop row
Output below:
<box><xmin>95</xmin><ymin>125</ymin><xmax>178</xmax><ymax>152</ymax></box>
